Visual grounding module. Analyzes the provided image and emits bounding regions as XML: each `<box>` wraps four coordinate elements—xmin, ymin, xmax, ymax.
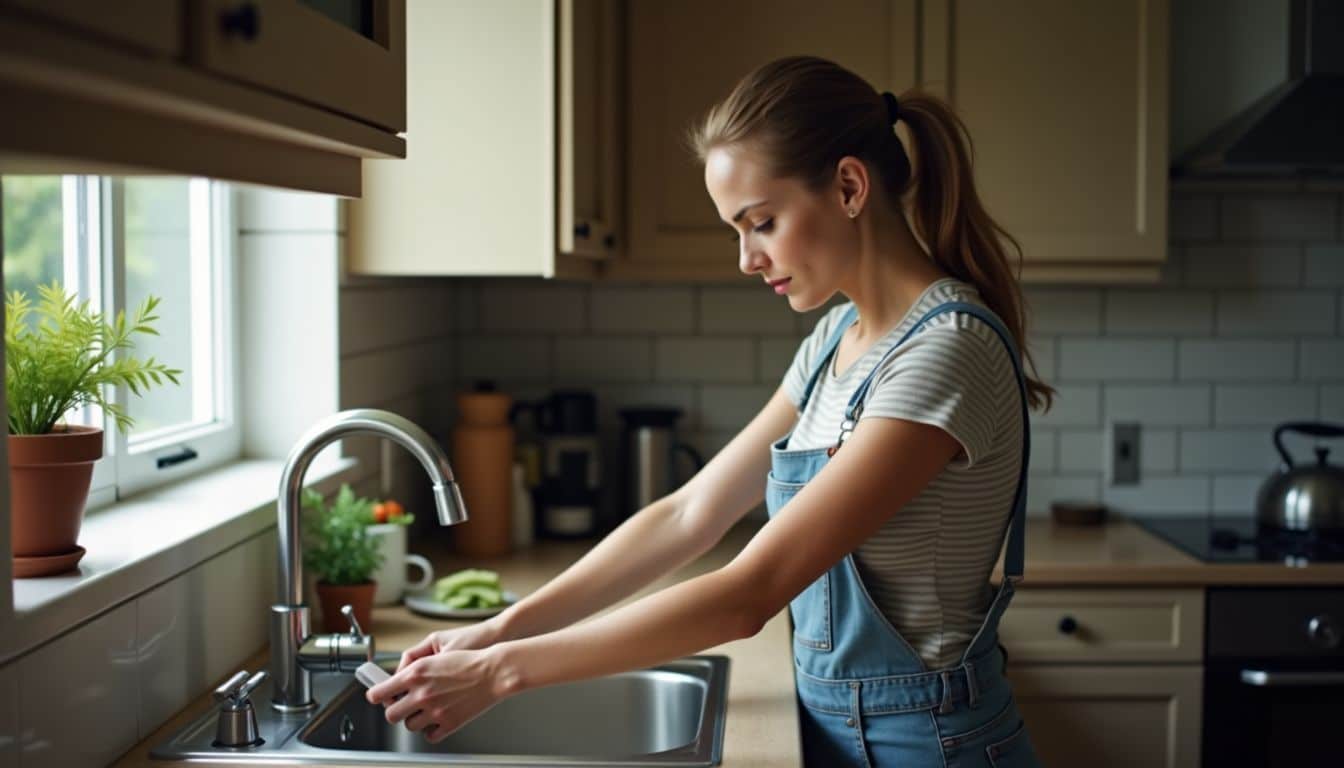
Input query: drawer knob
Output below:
<box><xmin>1058</xmin><ymin>616</ymin><xmax>1078</xmax><ymax>635</ymax></box>
<box><xmin>220</xmin><ymin>3</ymin><xmax>260</xmax><ymax>41</ymax></box>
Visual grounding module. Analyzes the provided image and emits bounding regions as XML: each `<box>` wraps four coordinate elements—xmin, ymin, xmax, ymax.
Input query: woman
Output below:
<box><xmin>367</xmin><ymin>55</ymin><xmax>1054</xmax><ymax>767</ymax></box>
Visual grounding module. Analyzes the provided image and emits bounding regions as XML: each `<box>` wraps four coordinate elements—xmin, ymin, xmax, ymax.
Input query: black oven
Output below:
<box><xmin>1203</xmin><ymin>588</ymin><xmax>1344</xmax><ymax>768</ymax></box>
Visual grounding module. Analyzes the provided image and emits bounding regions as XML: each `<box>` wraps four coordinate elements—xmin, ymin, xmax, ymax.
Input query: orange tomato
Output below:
<box><xmin>385</xmin><ymin>500</ymin><xmax>405</xmax><ymax>519</ymax></box>
<box><xmin>372</xmin><ymin>503</ymin><xmax>389</xmax><ymax>524</ymax></box>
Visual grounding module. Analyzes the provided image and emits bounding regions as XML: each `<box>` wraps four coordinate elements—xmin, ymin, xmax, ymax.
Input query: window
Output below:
<box><xmin>1</xmin><ymin>176</ymin><xmax>239</xmax><ymax>506</ymax></box>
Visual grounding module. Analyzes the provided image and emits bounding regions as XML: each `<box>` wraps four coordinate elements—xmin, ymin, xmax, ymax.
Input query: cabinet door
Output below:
<box><xmin>921</xmin><ymin>0</ymin><xmax>1169</xmax><ymax>282</ymax></box>
<box><xmin>618</xmin><ymin>0</ymin><xmax>917</xmax><ymax>281</ymax></box>
<box><xmin>191</xmin><ymin>0</ymin><xmax>406</xmax><ymax>132</ymax></box>
<box><xmin>559</xmin><ymin>0</ymin><xmax>620</xmax><ymax>261</ymax></box>
<box><xmin>0</xmin><ymin>0</ymin><xmax>181</xmax><ymax>56</ymax></box>
<box><xmin>1008</xmin><ymin>664</ymin><xmax>1202</xmax><ymax>768</ymax></box>
<box><xmin>348</xmin><ymin>0</ymin><xmax>558</xmax><ymax>277</ymax></box>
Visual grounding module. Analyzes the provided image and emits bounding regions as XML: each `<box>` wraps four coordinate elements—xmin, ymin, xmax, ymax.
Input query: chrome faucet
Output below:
<box><xmin>270</xmin><ymin>408</ymin><xmax>469</xmax><ymax>711</ymax></box>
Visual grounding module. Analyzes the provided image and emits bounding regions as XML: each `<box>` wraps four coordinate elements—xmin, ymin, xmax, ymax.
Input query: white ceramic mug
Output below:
<box><xmin>367</xmin><ymin>522</ymin><xmax>434</xmax><ymax>605</ymax></box>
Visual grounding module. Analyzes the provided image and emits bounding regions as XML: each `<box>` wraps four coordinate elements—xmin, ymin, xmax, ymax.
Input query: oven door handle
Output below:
<box><xmin>1240</xmin><ymin>669</ymin><xmax>1344</xmax><ymax>687</ymax></box>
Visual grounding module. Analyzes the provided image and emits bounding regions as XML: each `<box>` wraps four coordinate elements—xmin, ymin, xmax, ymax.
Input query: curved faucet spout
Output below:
<box><xmin>276</xmin><ymin>408</ymin><xmax>468</xmax><ymax>606</ymax></box>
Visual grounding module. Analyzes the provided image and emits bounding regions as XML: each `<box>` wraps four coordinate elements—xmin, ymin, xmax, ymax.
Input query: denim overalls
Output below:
<box><xmin>766</xmin><ymin>301</ymin><xmax>1041</xmax><ymax>767</ymax></box>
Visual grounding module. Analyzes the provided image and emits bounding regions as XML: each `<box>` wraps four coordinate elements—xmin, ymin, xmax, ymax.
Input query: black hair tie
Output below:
<box><xmin>882</xmin><ymin>91</ymin><xmax>901</xmax><ymax>125</ymax></box>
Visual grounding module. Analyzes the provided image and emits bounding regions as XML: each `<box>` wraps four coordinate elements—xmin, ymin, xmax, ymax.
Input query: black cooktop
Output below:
<box><xmin>1133</xmin><ymin>516</ymin><xmax>1344</xmax><ymax>565</ymax></box>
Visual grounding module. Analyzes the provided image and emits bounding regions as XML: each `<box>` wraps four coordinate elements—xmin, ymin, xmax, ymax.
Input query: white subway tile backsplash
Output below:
<box><xmin>1102</xmin><ymin>475</ymin><xmax>1211</xmax><ymax>515</ymax></box>
<box><xmin>341</xmin><ymin>340</ymin><xmax>450</xmax><ymax>406</ymax></box>
<box><xmin>1304</xmin><ymin>245</ymin><xmax>1344</xmax><ymax>285</ymax></box>
<box><xmin>1059</xmin><ymin>339</ymin><xmax>1175</xmax><ymax>381</ymax></box>
<box><xmin>1179</xmin><ymin>340</ymin><xmax>1296</xmax><ymax>381</ymax></box>
<box><xmin>1220</xmin><ymin>194</ymin><xmax>1337</xmax><ymax>242</ymax></box>
<box><xmin>1322</xmin><ymin>386</ymin><xmax>1344</xmax><ymax>422</ymax></box>
<box><xmin>458</xmin><ymin>335</ymin><xmax>551</xmax><ymax>383</ymax></box>
<box><xmin>0</xmin><ymin>662</ymin><xmax>16</xmax><ymax>767</ymax></box>
<box><xmin>479</xmin><ymin>282</ymin><xmax>587</xmax><ymax>332</ymax></box>
<box><xmin>1025</xmin><ymin>335</ymin><xmax>1056</xmax><ymax>381</ymax></box>
<box><xmin>1215</xmin><ymin>290</ymin><xmax>1336</xmax><ymax>336</ymax></box>
<box><xmin>1183</xmin><ymin>245</ymin><xmax>1301</xmax><ymax>287</ymax></box>
<box><xmin>1213</xmin><ymin>474</ymin><xmax>1266</xmax><ymax>515</ymax></box>
<box><xmin>1031</xmin><ymin>385</ymin><xmax>1100</xmax><ymax>427</ymax></box>
<box><xmin>1143</xmin><ymin>429</ymin><xmax>1179</xmax><ymax>472</ymax></box>
<box><xmin>1181</xmin><ymin>429</ymin><xmax>1278</xmax><ymax>472</ymax></box>
<box><xmin>1023</xmin><ymin>289</ymin><xmax>1101</xmax><ymax>333</ymax></box>
<box><xmin>759</xmin><ymin>338</ymin><xmax>802</xmax><ymax>384</ymax></box>
<box><xmin>1025</xmin><ymin>474</ymin><xmax>1101</xmax><ymax>515</ymax></box>
<box><xmin>1028</xmin><ymin>429</ymin><xmax>1057</xmax><ymax>474</ymax></box>
<box><xmin>555</xmin><ymin>338</ymin><xmax>654</xmax><ymax>382</ymax></box>
<box><xmin>1104</xmin><ymin>291</ymin><xmax>1213</xmax><ymax>334</ymax></box>
<box><xmin>1168</xmin><ymin>194</ymin><xmax>1217</xmax><ymax>242</ymax></box>
<box><xmin>1104</xmin><ymin>384</ymin><xmax>1212</xmax><ymax>427</ymax></box>
<box><xmin>700</xmin><ymin>385</ymin><xmax>775</xmax><ymax>430</ymax></box>
<box><xmin>1302</xmin><ymin>342</ymin><xmax>1344</xmax><ymax>381</ymax></box>
<box><xmin>340</xmin><ymin>283</ymin><xmax>454</xmax><ymax>356</ymax></box>
<box><xmin>591</xmin><ymin>287</ymin><xmax>696</xmax><ymax>333</ymax></box>
<box><xmin>701</xmin><ymin>288</ymin><xmax>796</xmax><ymax>334</ymax></box>
<box><xmin>655</xmin><ymin>338</ymin><xmax>755</xmax><ymax>383</ymax></box>
<box><xmin>20</xmin><ymin>602</ymin><xmax>138</xmax><ymax>768</ymax></box>
<box><xmin>199</xmin><ymin>533</ymin><xmax>273</xmax><ymax>688</ymax></box>
<box><xmin>1214</xmin><ymin>385</ymin><xmax>1318</xmax><ymax>426</ymax></box>
<box><xmin>136</xmin><ymin>572</ymin><xmax>205</xmax><ymax>740</ymax></box>
<box><xmin>1058</xmin><ymin>430</ymin><xmax>1103</xmax><ymax>473</ymax></box>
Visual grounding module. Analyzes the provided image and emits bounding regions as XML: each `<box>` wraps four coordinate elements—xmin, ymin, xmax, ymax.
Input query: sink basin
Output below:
<box><xmin>150</xmin><ymin>654</ymin><xmax>729</xmax><ymax>766</ymax></box>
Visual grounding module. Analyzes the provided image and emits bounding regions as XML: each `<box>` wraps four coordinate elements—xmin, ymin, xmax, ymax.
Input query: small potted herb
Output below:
<box><xmin>6</xmin><ymin>281</ymin><xmax>180</xmax><ymax>577</ymax></box>
<box><xmin>301</xmin><ymin>483</ymin><xmax>385</xmax><ymax>633</ymax></box>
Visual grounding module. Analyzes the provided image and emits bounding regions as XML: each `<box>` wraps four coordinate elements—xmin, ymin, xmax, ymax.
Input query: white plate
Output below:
<box><xmin>403</xmin><ymin>590</ymin><xmax>518</xmax><ymax>619</ymax></box>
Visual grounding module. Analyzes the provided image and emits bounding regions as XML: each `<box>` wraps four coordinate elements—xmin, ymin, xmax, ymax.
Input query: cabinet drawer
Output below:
<box><xmin>999</xmin><ymin>588</ymin><xmax>1203</xmax><ymax>663</ymax></box>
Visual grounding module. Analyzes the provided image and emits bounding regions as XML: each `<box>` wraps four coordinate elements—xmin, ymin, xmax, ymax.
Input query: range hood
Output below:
<box><xmin>1172</xmin><ymin>0</ymin><xmax>1344</xmax><ymax>177</ymax></box>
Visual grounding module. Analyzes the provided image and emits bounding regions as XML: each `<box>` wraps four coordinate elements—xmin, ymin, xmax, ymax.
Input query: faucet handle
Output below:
<box><xmin>214</xmin><ymin>669</ymin><xmax>268</xmax><ymax>709</ymax></box>
<box><xmin>341</xmin><ymin>604</ymin><xmax>365</xmax><ymax>637</ymax></box>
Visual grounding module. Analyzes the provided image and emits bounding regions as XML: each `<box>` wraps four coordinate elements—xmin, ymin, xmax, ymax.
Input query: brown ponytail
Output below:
<box><xmin>690</xmin><ymin>56</ymin><xmax>1055</xmax><ymax>413</ymax></box>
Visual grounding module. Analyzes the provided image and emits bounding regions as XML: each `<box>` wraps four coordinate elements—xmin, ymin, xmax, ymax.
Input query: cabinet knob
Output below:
<box><xmin>1058</xmin><ymin>616</ymin><xmax>1078</xmax><ymax>635</ymax></box>
<box><xmin>574</xmin><ymin>222</ymin><xmax>591</xmax><ymax>239</ymax></box>
<box><xmin>220</xmin><ymin>3</ymin><xmax>260</xmax><ymax>41</ymax></box>
<box><xmin>1308</xmin><ymin>615</ymin><xmax>1339</xmax><ymax>649</ymax></box>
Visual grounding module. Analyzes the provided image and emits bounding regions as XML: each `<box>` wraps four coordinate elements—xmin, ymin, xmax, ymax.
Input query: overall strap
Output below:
<box><xmin>840</xmin><ymin>301</ymin><xmax>1031</xmax><ymax>584</ymax></box>
<box><xmin>796</xmin><ymin>304</ymin><xmax>859</xmax><ymax>412</ymax></box>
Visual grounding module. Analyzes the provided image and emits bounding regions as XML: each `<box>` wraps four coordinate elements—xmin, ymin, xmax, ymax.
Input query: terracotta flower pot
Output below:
<box><xmin>9</xmin><ymin>424</ymin><xmax>103</xmax><ymax>577</ymax></box>
<box><xmin>315</xmin><ymin>580</ymin><xmax>376</xmax><ymax>634</ymax></box>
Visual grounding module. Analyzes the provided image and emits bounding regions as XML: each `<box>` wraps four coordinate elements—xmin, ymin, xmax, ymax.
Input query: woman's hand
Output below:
<box><xmin>396</xmin><ymin>617</ymin><xmax>506</xmax><ymax>673</ymax></box>
<box><xmin>366</xmin><ymin>647</ymin><xmax>519</xmax><ymax>743</ymax></box>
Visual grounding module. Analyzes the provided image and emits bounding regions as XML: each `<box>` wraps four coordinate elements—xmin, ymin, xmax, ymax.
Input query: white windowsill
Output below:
<box><xmin>7</xmin><ymin>456</ymin><xmax>362</xmax><ymax>663</ymax></box>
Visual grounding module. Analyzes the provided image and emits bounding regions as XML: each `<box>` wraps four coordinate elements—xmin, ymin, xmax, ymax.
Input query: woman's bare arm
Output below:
<box><xmin>487</xmin><ymin>387</ymin><xmax>799</xmax><ymax>642</ymax></box>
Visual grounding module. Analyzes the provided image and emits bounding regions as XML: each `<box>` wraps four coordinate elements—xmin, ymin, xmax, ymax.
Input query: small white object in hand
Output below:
<box><xmin>356</xmin><ymin>661</ymin><xmax>392</xmax><ymax>690</ymax></box>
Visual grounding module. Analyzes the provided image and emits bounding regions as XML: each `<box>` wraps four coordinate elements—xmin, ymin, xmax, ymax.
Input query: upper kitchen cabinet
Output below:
<box><xmin>613</xmin><ymin>0</ymin><xmax>1168</xmax><ymax>283</ymax></box>
<box><xmin>347</xmin><ymin>0</ymin><xmax>619</xmax><ymax>278</ymax></box>
<box><xmin>612</xmin><ymin>0</ymin><xmax>919</xmax><ymax>281</ymax></box>
<box><xmin>920</xmin><ymin>0</ymin><xmax>1170</xmax><ymax>282</ymax></box>
<box><xmin>0</xmin><ymin>0</ymin><xmax>407</xmax><ymax>197</ymax></box>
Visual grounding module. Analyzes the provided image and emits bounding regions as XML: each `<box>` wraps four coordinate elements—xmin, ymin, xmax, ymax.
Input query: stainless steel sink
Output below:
<box><xmin>151</xmin><ymin>654</ymin><xmax>729</xmax><ymax>766</ymax></box>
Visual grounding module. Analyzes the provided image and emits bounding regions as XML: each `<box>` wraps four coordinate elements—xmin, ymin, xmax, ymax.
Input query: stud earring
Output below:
<box><xmin>847</xmin><ymin>208</ymin><xmax>858</xmax><ymax>218</ymax></box>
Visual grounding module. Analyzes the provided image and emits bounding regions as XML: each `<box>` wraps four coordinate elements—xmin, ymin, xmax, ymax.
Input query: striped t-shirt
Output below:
<box><xmin>781</xmin><ymin>277</ymin><xmax>1024</xmax><ymax>670</ymax></box>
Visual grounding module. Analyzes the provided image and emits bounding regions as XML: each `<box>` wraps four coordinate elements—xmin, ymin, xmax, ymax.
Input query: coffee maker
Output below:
<box><xmin>513</xmin><ymin>390</ymin><xmax>601</xmax><ymax>538</ymax></box>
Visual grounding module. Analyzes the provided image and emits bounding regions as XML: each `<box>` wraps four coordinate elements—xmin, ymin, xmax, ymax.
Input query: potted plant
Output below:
<box><xmin>301</xmin><ymin>483</ymin><xmax>385</xmax><ymax>633</ymax></box>
<box><xmin>6</xmin><ymin>281</ymin><xmax>180</xmax><ymax>577</ymax></box>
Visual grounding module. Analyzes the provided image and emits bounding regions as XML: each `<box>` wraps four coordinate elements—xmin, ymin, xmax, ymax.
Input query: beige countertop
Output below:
<box><xmin>113</xmin><ymin>520</ymin><xmax>800</xmax><ymax>768</ymax></box>
<box><xmin>114</xmin><ymin>515</ymin><xmax>1344</xmax><ymax>767</ymax></box>
<box><xmin>996</xmin><ymin>517</ymin><xmax>1344</xmax><ymax>587</ymax></box>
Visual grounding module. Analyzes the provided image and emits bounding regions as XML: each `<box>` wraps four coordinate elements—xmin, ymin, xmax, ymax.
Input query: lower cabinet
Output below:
<box><xmin>1007</xmin><ymin>664</ymin><xmax>1202</xmax><ymax>768</ymax></box>
<box><xmin>998</xmin><ymin>587</ymin><xmax>1205</xmax><ymax>768</ymax></box>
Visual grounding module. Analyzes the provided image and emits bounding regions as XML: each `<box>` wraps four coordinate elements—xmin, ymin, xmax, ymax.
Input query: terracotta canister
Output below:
<box><xmin>450</xmin><ymin>386</ymin><xmax>514</xmax><ymax>556</ymax></box>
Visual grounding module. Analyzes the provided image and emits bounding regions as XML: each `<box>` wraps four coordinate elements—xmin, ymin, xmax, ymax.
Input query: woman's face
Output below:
<box><xmin>704</xmin><ymin>147</ymin><xmax>856</xmax><ymax>312</ymax></box>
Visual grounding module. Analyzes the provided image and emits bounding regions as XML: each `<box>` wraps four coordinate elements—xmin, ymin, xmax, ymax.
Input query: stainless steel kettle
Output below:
<box><xmin>618</xmin><ymin>407</ymin><xmax>705</xmax><ymax>518</ymax></box>
<box><xmin>1256</xmin><ymin>421</ymin><xmax>1344</xmax><ymax>532</ymax></box>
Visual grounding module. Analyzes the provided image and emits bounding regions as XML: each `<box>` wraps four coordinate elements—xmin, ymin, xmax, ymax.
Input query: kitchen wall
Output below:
<box><xmin>436</xmin><ymin>180</ymin><xmax>1344</xmax><ymax>522</ymax></box>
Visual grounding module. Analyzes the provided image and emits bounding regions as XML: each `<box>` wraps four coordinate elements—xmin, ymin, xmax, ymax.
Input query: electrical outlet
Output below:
<box><xmin>1110</xmin><ymin>422</ymin><xmax>1140</xmax><ymax>486</ymax></box>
